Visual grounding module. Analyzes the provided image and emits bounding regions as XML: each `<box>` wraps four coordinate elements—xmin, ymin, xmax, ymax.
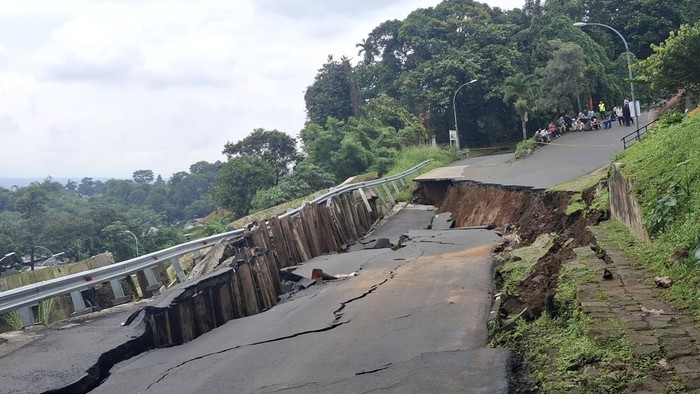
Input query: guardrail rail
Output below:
<box><xmin>0</xmin><ymin>160</ymin><xmax>432</xmax><ymax>321</ymax></box>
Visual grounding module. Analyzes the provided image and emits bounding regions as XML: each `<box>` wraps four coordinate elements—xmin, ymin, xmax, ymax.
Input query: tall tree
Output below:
<box><xmin>132</xmin><ymin>170</ymin><xmax>155</xmax><ymax>184</ymax></box>
<box><xmin>356</xmin><ymin>37</ymin><xmax>379</xmax><ymax>65</ymax></box>
<box><xmin>210</xmin><ymin>156</ymin><xmax>276</xmax><ymax>218</ymax></box>
<box><xmin>636</xmin><ymin>21</ymin><xmax>700</xmax><ymax>94</ymax></box>
<box><xmin>304</xmin><ymin>56</ymin><xmax>356</xmax><ymax>125</ymax></box>
<box><xmin>223</xmin><ymin>129</ymin><xmax>299</xmax><ymax>185</ymax></box>
<box><xmin>501</xmin><ymin>73</ymin><xmax>539</xmax><ymax>140</ymax></box>
<box><xmin>537</xmin><ymin>40</ymin><xmax>587</xmax><ymax>114</ymax></box>
<box><xmin>14</xmin><ymin>184</ymin><xmax>48</xmax><ymax>270</ymax></box>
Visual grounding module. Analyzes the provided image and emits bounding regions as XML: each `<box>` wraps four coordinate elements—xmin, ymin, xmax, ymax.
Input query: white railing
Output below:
<box><xmin>0</xmin><ymin>160</ymin><xmax>431</xmax><ymax>314</ymax></box>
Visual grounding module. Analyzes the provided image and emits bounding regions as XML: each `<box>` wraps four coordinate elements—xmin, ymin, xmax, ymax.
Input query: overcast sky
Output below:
<box><xmin>0</xmin><ymin>0</ymin><xmax>523</xmax><ymax>180</ymax></box>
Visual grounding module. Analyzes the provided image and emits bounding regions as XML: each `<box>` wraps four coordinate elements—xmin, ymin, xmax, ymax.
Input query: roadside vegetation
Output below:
<box><xmin>491</xmin><ymin>255</ymin><xmax>656</xmax><ymax>392</ymax></box>
<box><xmin>3</xmin><ymin>2</ymin><xmax>698</xmax><ymax>270</ymax></box>
<box><xmin>489</xmin><ymin>109</ymin><xmax>699</xmax><ymax>391</ymax></box>
<box><xmin>603</xmin><ymin>113</ymin><xmax>700</xmax><ymax>316</ymax></box>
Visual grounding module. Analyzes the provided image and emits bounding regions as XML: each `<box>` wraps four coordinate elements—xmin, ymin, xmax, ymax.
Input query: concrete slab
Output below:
<box><xmin>0</xmin><ymin>302</ymin><xmax>148</xmax><ymax>394</ymax></box>
<box><xmin>93</xmin><ymin>229</ymin><xmax>508</xmax><ymax>393</ymax></box>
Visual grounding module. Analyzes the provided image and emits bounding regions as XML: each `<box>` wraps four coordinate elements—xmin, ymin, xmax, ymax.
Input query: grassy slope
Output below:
<box><xmin>611</xmin><ymin>114</ymin><xmax>700</xmax><ymax>316</ymax></box>
<box><xmin>385</xmin><ymin>146</ymin><xmax>460</xmax><ymax>201</ymax></box>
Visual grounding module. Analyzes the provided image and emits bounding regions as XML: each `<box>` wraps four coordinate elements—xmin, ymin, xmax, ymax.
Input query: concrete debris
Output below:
<box><xmin>361</xmin><ymin>238</ymin><xmax>392</xmax><ymax>250</ymax></box>
<box><xmin>658</xmin><ymin>358</ymin><xmax>672</xmax><ymax>370</ymax></box>
<box><xmin>335</xmin><ymin>272</ymin><xmax>358</xmax><ymax>279</ymax></box>
<box><xmin>431</xmin><ymin>212</ymin><xmax>455</xmax><ymax>230</ymax></box>
<box><xmin>654</xmin><ymin>276</ymin><xmax>673</xmax><ymax>288</ymax></box>
<box><xmin>311</xmin><ymin>268</ymin><xmax>339</xmax><ymax>281</ymax></box>
<box><xmin>531</xmin><ymin>233</ymin><xmax>553</xmax><ymax>248</ymax></box>
<box><xmin>641</xmin><ymin>306</ymin><xmax>665</xmax><ymax>316</ymax></box>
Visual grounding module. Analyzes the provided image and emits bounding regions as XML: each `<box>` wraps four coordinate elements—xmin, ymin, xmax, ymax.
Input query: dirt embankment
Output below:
<box><xmin>419</xmin><ymin>181</ymin><xmax>604</xmax><ymax>320</ymax></box>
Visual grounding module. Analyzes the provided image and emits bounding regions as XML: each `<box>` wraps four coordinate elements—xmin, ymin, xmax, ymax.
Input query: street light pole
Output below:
<box><xmin>452</xmin><ymin>78</ymin><xmax>478</xmax><ymax>148</ymax></box>
<box><xmin>0</xmin><ymin>252</ymin><xmax>16</xmax><ymax>266</ymax></box>
<box><xmin>574</xmin><ymin>22</ymin><xmax>639</xmax><ymax>130</ymax></box>
<box><xmin>124</xmin><ymin>230</ymin><xmax>139</xmax><ymax>257</ymax></box>
<box><xmin>40</xmin><ymin>252</ymin><xmax>66</xmax><ymax>267</ymax></box>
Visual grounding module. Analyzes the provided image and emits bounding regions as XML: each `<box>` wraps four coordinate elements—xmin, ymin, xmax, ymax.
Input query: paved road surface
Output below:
<box><xmin>2</xmin><ymin>117</ymin><xmax>646</xmax><ymax>392</ymax></box>
<box><xmin>94</xmin><ymin>209</ymin><xmax>511</xmax><ymax>393</ymax></box>
<box><xmin>416</xmin><ymin>114</ymin><xmax>649</xmax><ymax>189</ymax></box>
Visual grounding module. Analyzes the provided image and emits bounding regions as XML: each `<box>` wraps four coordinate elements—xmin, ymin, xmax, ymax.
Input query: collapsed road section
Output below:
<box><xmin>91</xmin><ymin>206</ymin><xmax>513</xmax><ymax>393</ymax></box>
<box><xmin>1</xmin><ymin>178</ymin><xmax>603</xmax><ymax>393</ymax></box>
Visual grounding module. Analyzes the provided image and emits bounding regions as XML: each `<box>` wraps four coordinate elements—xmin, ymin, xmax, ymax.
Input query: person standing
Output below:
<box><xmin>615</xmin><ymin>105</ymin><xmax>624</xmax><ymax>125</ymax></box>
<box><xmin>598</xmin><ymin>101</ymin><xmax>606</xmax><ymax>116</ymax></box>
<box><xmin>622</xmin><ymin>99</ymin><xmax>631</xmax><ymax>126</ymax></box>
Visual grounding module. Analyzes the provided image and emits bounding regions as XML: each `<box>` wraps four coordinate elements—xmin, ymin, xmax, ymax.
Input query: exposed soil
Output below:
<box><xmin>420</xmin><ymin>180</ymin><xmax>604</xmax><ymax>321</ymax></box>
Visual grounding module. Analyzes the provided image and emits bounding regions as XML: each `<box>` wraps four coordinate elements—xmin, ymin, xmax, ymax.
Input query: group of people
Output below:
<box><xmin>613</xmin><ymin>99</ymin><xmax>635</xmax><ymax>127</ymax></box>
<box><xmin>534</xmin><ymin>100</ymin><xmax>635</xmax><ymax>143</ymax></box>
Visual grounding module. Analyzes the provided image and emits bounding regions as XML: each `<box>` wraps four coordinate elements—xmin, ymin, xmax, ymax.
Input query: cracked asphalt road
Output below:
<box><xmin>93</xmin><ymin>209</ymin><xmax>511</xmax><ymax>393</ymax></box>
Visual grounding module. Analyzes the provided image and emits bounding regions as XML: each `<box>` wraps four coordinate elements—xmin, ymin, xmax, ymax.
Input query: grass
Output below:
<box><xmin>548</xmin><ymin>165</ymin><xmax>609</xmax><ymax>193</ymax></box>
<box><xmin>0</xmin><ymin>310</ymin><xmax>22</xmax><ymax>331</ymax></box>
<box><xmin>515</xmin><ymin>138</ymin><xmax>538</xmax><ymax>157</ymax></box>
<box><xmin>490</xmin><ymin>254</ymin><xmax>655</xmax><ymax>392</ymax></box>
<box><xmin>385</xmin><ymin>145</ymin><xmax>461</xmax><ymax>202</ymax></box>
<box><xmin>566</xmin><ymin>193</ymin><xmax>586</xmax><ymax>215</ymax></box>
<box><xmin>38</xmin><ymin>297</ymin><xmax>65</xmax><ymax>325</ymax></box>
<box><xmin>609</xmin><ymin>114</ymin><xmax>700</xmax><ymax>318</ymax></box>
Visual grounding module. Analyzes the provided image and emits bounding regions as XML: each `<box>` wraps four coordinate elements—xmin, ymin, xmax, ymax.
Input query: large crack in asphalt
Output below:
<box><xmin>145</xmin><ymin>321</ymin><xmax>349</xmax><ymax>390</ymax></box>
<box><xmin>143</xmin><ymin>247</ymin><xmax>427</xmax><ymax>391</ymax></box>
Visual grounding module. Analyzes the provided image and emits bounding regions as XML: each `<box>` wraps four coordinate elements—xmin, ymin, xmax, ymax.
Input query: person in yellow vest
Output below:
<box><xmin>598</xmin><ymin>101</ymin><xmax>606</xmax><ymax>115</ymax></box>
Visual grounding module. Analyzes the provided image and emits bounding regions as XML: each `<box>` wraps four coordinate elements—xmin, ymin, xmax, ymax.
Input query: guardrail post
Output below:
<box><xmin>109</xmin><ymin>279</ymin><xmax>130</xmax><ymax>305</ymax></box>
<box><xmin>399</xmin><ymin>177</ymin><xmax>408</xmax><ymax>187</ymax></box>
<box><xmin>144</xmin><ymin>267</ymin><xmax>163</xmax><ymax>296</ymax></box>
<box><xmin>192</xmin><ymin>249</ymin><xmax>202</xmax><ymax>262</ymax></box>
<box><xmin>357</xmin><ymin>188</ymin><xmax>372</xmax><ymax>212</ymax></box>
<box><xmin>70</xmin><ymin>291</ymin><xmax>92</xmax><ymax>315</ymax></box>
<box><xmin>170</xmin><ymin>258</ymin><xmax>187</xmax><ymax>283</ymax></box>
<box><xmin>18</xmin><ymin>306</ymin><xmax>34</xmax><ymax>327</ymax></box>
<box><xmin>391</xmin><ymin>181</ymin><xmax>400</xmax><ymax>194</ymax></box>
<box><xmin>382</xmin><ymin>183</ymin><xmax>396</xmax><ymax>206</ymax></box>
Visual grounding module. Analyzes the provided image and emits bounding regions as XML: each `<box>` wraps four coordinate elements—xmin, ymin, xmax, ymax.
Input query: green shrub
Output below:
<box><xmin>0</xmin><ymin>311</ymin><xmax>22</xmax><ymax>331</ymax></box>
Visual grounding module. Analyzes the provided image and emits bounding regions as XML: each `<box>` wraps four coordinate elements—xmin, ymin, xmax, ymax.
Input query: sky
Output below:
<box><xmin>0</xmin><ymin>0</ymin><xmax>524</xmax><ymax>181</ymax></box>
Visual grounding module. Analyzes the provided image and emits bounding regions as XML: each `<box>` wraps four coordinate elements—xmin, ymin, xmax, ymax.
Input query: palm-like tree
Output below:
<box><xmin>501</xmin><ymin>73</ymin><xmax>538</xmax><ymax>141</ymax></box>
<box><xmin>356</xmin><ymin>38</ymin><xmax>378</xmax><ymax>65</ymax></box>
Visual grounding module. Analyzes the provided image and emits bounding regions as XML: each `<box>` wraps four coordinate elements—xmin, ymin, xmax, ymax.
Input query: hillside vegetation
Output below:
<box><xmin>2</xmin><ymin>0</ymin><xmax>698</xmax><ymax>271</ymax></box>
<box><xmin>612</xmin><ymin>113</ymin><xmax>700</xmax><ymax>314</ymax></box>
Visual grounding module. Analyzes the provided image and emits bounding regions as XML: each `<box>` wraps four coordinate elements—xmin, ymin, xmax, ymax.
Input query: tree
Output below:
<box><xmin>250</xmin><ymin>161</ymin><xmax>337</xmax><ymax>212</ymax></box>
<box><xmin>636</xmin><ymin>22</ymin><xmax>700</xmax><ymax>94</ymax></box>
<box><xmin>77</xmin><ymin>177</ymin><xmax>96</xmax><ymax>196</ymax></box>
<box><xmin>65</xmin><ymin>179</ymin><xmax>77</xmax><ymax>192</ymax></box>
<box><xmin>537</xmin><ymin>40</ymin><xmax>587</xmax><ymax>114</ymax></box>
<box><xmin>14</xmin><ymin>184</ymin><xmax>49</xmax><ymax>270</ymax></box>
<box><xmin>304</xmin><ymin>56</ymin><xmax>356</xmax><ymax>125</ymax></box>
<box><xmin>501</xmin><ymin>73</ymin><xmax>538</xmax><ymax>140</ymax></box>
<box><xmin>132</xmin><ymin>170</ymin><xmax>154</xmax><ymax>184</ymax></box>
<box><xmin>356</xmin><ymin>37</ymin><xmax>379</xmax><ymax>65</ymax></box>
<box><xmin>222</xmin><ymin>129</ymin><xmax>299</xmax><ymax>184</ymax></box>
<box><xmin>210</xmin><ymin>156</ymin><xmax>276</xmax><ymax>218</ymax></box>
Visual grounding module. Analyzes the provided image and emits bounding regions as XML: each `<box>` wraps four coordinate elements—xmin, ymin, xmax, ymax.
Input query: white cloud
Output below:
<box><xmin>0</xmin><ymin>0</ymin><xmax>523</xmax><ymax>179</ymax></box>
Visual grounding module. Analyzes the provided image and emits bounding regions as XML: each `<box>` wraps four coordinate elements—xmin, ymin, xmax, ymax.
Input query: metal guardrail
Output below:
<box><xmin>0</xmin><ymin>230</ymin><xmax>244</xmax><ymax>314</ymax></box>
<box><xmin>280</xmin><ymin>160</ymin><xmax>432</xmax><ymax>218</ymax></box>
<box><xmin>622</xmin><ymin>118</ymin><xmax>659</xmax><ymax>149</ymax></box>
<box><xmin>0</xmin><ymin>159</ymin><xmax>432</xmax><ymax>314</ymax></box>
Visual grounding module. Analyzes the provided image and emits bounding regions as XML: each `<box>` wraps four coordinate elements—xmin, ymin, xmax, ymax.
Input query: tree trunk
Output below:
<box><xmin>521</xmin><ymin>117</ymin><xmax>528</xmax><ymax>141</ymax></box>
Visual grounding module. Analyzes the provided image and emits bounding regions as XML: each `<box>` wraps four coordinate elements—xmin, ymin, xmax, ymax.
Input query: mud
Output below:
<box><xmin>421</xmin><ymin>180</ymin><xmax>605</xmax><ymax>321</ymax></box>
